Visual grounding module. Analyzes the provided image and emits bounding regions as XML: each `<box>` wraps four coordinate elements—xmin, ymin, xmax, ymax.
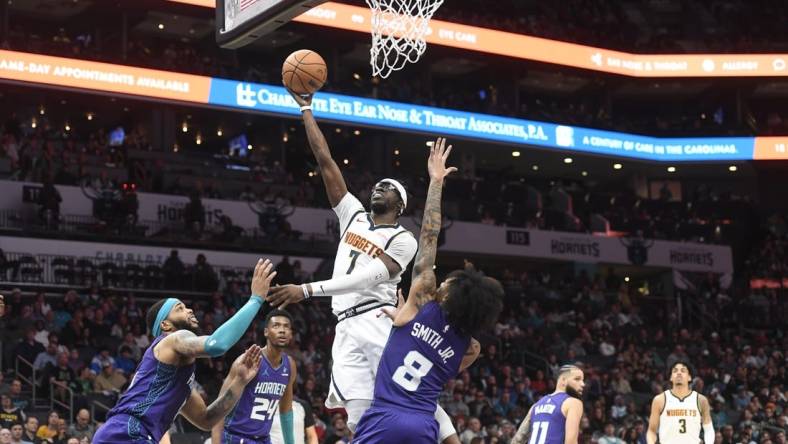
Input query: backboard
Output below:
<box><xmin>216</xmin><ymin>0</ymin><xmax>327</xmax><ymax>49</ymax></box>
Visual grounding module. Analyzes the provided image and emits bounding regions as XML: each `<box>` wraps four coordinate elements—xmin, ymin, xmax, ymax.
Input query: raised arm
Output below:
<box><xmin>160</xmin><ymin>259</ymin><xmax>276</xmax><ymax>361</ymax></box>
<box><xmin>646</xmin><ymin>393</ymin><xmax>664</xmax><ymax>444</ymax></box>
<box><xmin>181</xmin><ymin>345</ymin><xmax>263</xmax><ymax>430</ymax></box>
<box><xmin>393</xmin><ymin>138</ymin><xmax>456</xmax><ymax>326</ymax></box>
<box><xmin>288</xmin><ymin>91</ymin><xmax>348</xmax><ymax>207</ymax></box>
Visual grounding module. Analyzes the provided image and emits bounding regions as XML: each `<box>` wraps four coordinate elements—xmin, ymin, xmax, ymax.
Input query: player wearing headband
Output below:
<box><xmin>270</xmin><ymin>91</ymin><xmax>459</xmax><ymax>441</ymax></box>
<box><xmin>93</xmin><ymin>259</ymin><xmax>277</xmax><ymax>444</ymax></box>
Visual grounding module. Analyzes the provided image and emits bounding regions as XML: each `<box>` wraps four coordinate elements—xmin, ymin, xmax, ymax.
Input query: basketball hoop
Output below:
<box><xmin>365</xmin><ymin>0</ymin><xmax>444</xmax><ymax>78</ymax></box>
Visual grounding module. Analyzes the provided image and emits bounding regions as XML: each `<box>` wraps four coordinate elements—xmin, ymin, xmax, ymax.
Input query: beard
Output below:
<box><xmin>370</xmin><ymin>200</ymin><xmax>388</xmax><ymax>214</ymax></box>
<box><xmin>170</xmin><ymin>318</ymin><xmax>199</xmax><ymax>334</ymax></box>
<box><xmin>566</xmin><ymin>385</ymin><xmax>583</xmax><ymax>399</ymax></box>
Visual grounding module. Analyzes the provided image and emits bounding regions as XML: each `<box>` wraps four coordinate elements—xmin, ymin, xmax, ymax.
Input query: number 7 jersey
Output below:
<box><xmin>222</xmin><ymin>354</ymin><xmax>291</xmax><ymax>444</ymax></box>
<box><xmin>330</xmin><ymin>193</ymin><xmax>417</xmax><ymax>315</ymax></box>
<box><xmin>372</xmin><ymin>301</ymin><xmax>470</xmax><ymax>414</ymax></box>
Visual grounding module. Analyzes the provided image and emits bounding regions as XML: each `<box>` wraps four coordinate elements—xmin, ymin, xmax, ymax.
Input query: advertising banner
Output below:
<box><xmin>0</xmin><ymin>235</ymin><xmax>322</xmax><ymax>272</ymax></box>
<box><xmin>170</xmin><ymin>0</ymin><xmax>788</xmax><ymax>78</ymax></box>
<box><xmin>1</xmin><ymin>49</ymin><xmax>787</xmax><ymax>161</ymax></box>
<box><xmin>0</xmin><ymin>181</ymin><xmax>732</xmax><ymax>273</ymax></box>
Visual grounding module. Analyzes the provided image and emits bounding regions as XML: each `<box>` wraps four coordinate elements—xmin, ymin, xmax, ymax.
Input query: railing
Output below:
<box><xmin>90</xmin><ymin>399</ymin><xmax>113</xmax><ymax>423</ymax></box>
<box><xmin>684</xmin><ymin>293</ymin><xmax>720</xmax><ymax>331</ymax></box>
<box><xmin>50</xmin><ymin>380</ymin><xmax>74</xmax><ymax>421</ymax></box>
<box><xmin>0</xmin><ymin>251</ymin><xmax>265</xmax><ymax>292</ymax></box>
<box><xmin>14</xmin><ymin>356</ymin><xmax>36</xmax><ymax>406</ymax></box>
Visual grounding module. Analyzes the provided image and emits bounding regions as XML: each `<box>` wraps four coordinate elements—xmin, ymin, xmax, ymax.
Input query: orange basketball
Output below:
<box><xmin>282</xmin><ymin>49</ymin><xmax>327</xmax><ymax>95</ymax></box>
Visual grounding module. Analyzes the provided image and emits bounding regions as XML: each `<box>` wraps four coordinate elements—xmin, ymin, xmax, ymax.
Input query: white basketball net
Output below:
<box><xmin>365</xmin><ymin>0</ymin><xmax>444</xmax><ymax>78</ymax></box>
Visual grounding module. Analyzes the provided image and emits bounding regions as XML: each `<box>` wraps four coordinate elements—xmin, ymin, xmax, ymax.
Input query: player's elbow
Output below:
<box><xmin>412</xmin><ymin>258</ymin><xmax>432</xmax><ymax>277</ymax></box>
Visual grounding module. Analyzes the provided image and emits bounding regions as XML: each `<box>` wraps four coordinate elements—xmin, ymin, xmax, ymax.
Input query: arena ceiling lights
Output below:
<box><xmin>168</xmin><ymin>0</ymin><xmax>788</xmax><ymax>78</ymax></box>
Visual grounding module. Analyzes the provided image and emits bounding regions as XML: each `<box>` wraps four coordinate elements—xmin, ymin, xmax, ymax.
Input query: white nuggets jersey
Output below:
<box><xmin>659</xmin><ymin>390</ymin><xmax>702</xmax><ymax>444</ymax></box>
<box><xmin>330</xmin><ymin>193</ymin><xmax>417</xmax><ymax>314</ymax></box>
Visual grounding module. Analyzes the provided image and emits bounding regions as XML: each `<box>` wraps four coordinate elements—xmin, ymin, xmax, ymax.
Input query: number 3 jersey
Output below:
<box><xmin>658</xmin><ymin>390</ymin><xmax>702</xmax><ymax>444</ymax></box>
<box><xmin>330</xmin><ymin>193</ymin><xmax>417</xmax><ymax>315</ymax></box>
<box><xmin>222</xmin><ymin>354</ymin><xmax>291</xmax><ymax>444</ymax></box>
<box><xmin>372</xmin><ymin>301</ymin><xmax>470</xmax><ymax>414</ymax></box>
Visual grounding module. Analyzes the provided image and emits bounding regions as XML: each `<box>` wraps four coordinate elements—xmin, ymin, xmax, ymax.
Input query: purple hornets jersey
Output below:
<box><xmin>529</xmin><ymin>392</ymin><xmax>570</xmax><ymax>444</ymax></box>
<box><xmin>373</xmin><ymin>301</ymin><xmax>470</xmax><ymax>414</ymax></box>
<box><xmin>222</xmin><ymin>353</ymin><xmax>291</xmax><ymax>444</ymax></box>
<box><xmin>94</xmin><ymin>335</ymin><xmax>195</xmax><ymax>443</ymax></box>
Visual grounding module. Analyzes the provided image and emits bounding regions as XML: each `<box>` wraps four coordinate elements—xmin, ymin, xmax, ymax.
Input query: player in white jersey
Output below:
<box><xmin>268</xmin><ymin>90</ymin><xmax>459</xmax><ymax>442</ymax></box>
<box><xmin>647</xmin><ymin>362</ymin><xmax>714</xmax><ymax>444</ymax></box>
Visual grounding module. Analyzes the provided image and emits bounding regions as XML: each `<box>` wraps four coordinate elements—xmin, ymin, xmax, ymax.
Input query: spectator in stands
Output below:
<box><xmin>89</xmin><ymin>348</ymin><xmax>115</xmax><ymax>375</ymax></box>
<box><xmin>34</xmin><ymin>412</ymin><xmax>58</xmax><ymax>442</ymax></box>
<box><xmin>599</xmin><ymin>423</ymin><xmax>625</xmax><ymax>444</ymax></box>
<box><xmin>162</xmin><ymin>250</ymin><xmax>185</xmax><ymax>289</ymax></box>
<box><xmin>611</xmin><ymin>395</ymin><xmax>627</xmax><ymax>422</ymax></box>
<box><xmin>72</xmin><ymin>368</ymin><xmax>94</xmax><ymax>397</ymax></box>
<box><xmin>6</xmin><ymin>382</ymin><xmax>25</xmax><ymax>411</ymax></box>
<box><xmin>38</xmin><ymin>177</ymin><xmax>61</xmax><ymax>228</ymax></box>
<box><xmin>0</xmin><ymin>395</ymin><xmax>25</xmax><ymax>430</ymax></box>
<box><xmin>66</xmin><ymin>409</ymin><xmax>94</xmax><ymax>442</ymax></box>
<box><xmin>460</xmin><ymin>417</ymin><xmax>485</xmax><ymax>444</ymax></box>
<box><xmin>14</xmin><ymin>330</ymin><xmax>44</xmax><ymax>373</ymax></box>
<box><xmin>21</xmin><ymin>417</ymin><xmax>37</xmax><ymax>444</ymax></box>
<box><xmin>116</xmin><ymin>332</ymin><xmax>141</xmax><ymax>362</ymax></box>
<box><xmin>114</xmin><ymin>346</ymin><xmax>136</xmax><ymax>377</ymax></box>
<box><xmin>275</xmin><ymin>256</ymin><xmax>295</xmax><ymax>285</ymax></box>
<box><xmin>321</xmin><ymin>414</ymin><xmax>350</xmax><ymax>444</ymax></box>
<box><xmin>446</xmin><ymin>390</ymin><xmax>471</xmax><ymax>417</ymax></box>
<box><xmin>192</xmin><ymin>253</ymin><xmax>217</xmax><ymax>291</ymax></box>
<box><xmin>8</xmin><ymin>424</ymin><xmax>24</xmax><ymax>444</ymax></box>
<box><xmin>183</xmin><ymin>190</ymin><xmax>206</xmax><ymax>238</ymax></box>
<box><xmin>41</xmin><ymin>352</ymin><xmax>75</xmax><ymax>403</ymax></box>
<box><xmin>32</xmin><ymin>343</ymin><xmax>57</xmax><ymax>371</ymax></box>
<box><xmin>0</xmin><ymin>427</ymin><xmax>10</xmax><ymax>444</ymax></box>
<box><xmin>93</xmin><ymin>362</ymin><xmax>126</xmax><ymax>394</ymax></box>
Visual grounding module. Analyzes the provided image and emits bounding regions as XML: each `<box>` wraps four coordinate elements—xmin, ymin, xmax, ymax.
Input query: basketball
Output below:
<box><xmin>282</xmin><ymin>49</ymin><xmax>327</xmax><ymax>95</ymax></box>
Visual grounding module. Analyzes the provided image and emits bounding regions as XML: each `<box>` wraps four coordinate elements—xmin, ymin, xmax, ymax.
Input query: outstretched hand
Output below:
<box><xmin>427</xmin><ymin>137</ymin><xmax>457</xmax><ymax>182</ymax></box>
<box><xmin>251</xmin><ymin>259</ymin><xmax>278</xmax><ymax>299</ymax></box>
<box><xmin>232</xmin><ymin>344</ymin><xmax>263</xmax><ymax>384</ymax></box>
<box><xmin>377</xmin><ymin>288</ymin><xmax>406</xmax><ymax>320</ymax></box>
<box><xmin>285</xmin><ymin>88</ymin><xmax>313</xmax><ymax>108</ymax></box>
<box><xmin>266</xmin><ymin>284</ymin><xmax>305</xmax><ymax>309</ymax></box>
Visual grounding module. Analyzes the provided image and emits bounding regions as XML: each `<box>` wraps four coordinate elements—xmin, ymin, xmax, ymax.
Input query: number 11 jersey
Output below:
<box><xmin>373</xmin><ymin>301</ymin><xmax>470</xmax><ymax>414</ymax></box>
<box><xmin>529</xmin><ymin>392</ymin><xmax>570</xmax><ymax>444</ymax></box>
<box><xmin>222</xmin><ymin>354</ymin><xmax>291</xmax><ymax>444</ymax></box>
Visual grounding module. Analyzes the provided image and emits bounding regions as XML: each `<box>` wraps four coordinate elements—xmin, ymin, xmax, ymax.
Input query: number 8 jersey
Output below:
<box><xmin>221</xmin><ymin>354</ymin><xmax>291</xmax><ymax>444</ymax></box>
<box><xmin>372</xmin><ymin>301</ymin><xmax>470</xmax><ymax>414</ymax></box>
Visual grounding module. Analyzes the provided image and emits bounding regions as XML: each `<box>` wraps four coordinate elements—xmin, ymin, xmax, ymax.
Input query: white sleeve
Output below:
<box><xmin>383</xmin><ymin>230</ymin><xmax>418</xmax><ymax>272</ymax></box>
<box><xmin>332</xmin><ymin>193</ymin><xmax>365</xmax><ymax>235</ymax></box>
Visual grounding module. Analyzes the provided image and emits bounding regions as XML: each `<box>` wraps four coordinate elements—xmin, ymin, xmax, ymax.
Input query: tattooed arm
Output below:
<box><xmin>393</xmin><ymin>137</ymin><xmax>456</xmax><ymax>327</ymax></box>
<box><xmin>181</xmin><ymin>345</ymin><xmax>263</xmax><ymax>430</ymax></box>
<box><xmin>511</xmin><ymin>406</ymin><xmax>534</xmax><ymax>444</ymax></box>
